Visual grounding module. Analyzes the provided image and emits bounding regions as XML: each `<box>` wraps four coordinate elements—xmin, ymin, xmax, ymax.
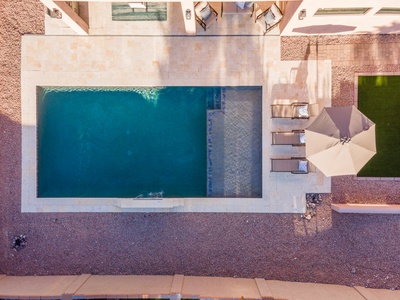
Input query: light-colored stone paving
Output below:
<box><xmin>21</xmin><ymin>5</ymin><xmax>331</xmax><ymax>213</ymax></box>
<box><xmin>46</xmin><ymin>2</ymin><xmax>281</xmax><ymax>36</ymax></box>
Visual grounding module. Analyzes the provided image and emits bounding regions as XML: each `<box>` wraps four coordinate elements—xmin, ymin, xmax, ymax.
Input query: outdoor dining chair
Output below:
<box><xmin>255</xmin><ymin>3</ymin><xmax>283</xmax><ymax>35</ymax></box>
<box><xmin>195</xmin><ymin>2</ymin><xmax>218</xmax><ymax>31</ymax></box>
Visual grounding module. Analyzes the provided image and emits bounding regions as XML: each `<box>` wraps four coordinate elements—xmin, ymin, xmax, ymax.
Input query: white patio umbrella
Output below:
<box><xmin>305</xmin><ymin>106</ymin><xmax>376</xmax><ymax>177</ymax></box>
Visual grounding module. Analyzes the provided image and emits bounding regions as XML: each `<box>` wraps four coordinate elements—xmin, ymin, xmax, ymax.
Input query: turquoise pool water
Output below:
<box><xmin>37</xmin><ymin>87</ymin><xmax>210</xmax><ymax>198</ymax></box>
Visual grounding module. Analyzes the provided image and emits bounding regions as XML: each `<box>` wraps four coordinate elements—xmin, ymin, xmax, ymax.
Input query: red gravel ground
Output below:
<box><xmin>281</xmin><ymin>34</ymin><xmax>400</xmax><ymax>205</ymax></box>
<box><xmin>0</xmin><ymin>0</ymin><xmax>399</xmax><ymax>291</ymax></box>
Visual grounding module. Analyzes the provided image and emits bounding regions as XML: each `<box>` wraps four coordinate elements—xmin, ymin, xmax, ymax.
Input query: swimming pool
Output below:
<box><xmin>37</xmin><ymin>87</ymin><xmax>212</xmax><ymax>198</ymax></box>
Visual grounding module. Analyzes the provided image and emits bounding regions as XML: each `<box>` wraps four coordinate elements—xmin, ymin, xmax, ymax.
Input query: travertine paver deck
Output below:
<box><xmin>21</xmin><ymin>34</ymin><xmax>331</xmax><ymax>213</ymax></box>
<box><xmin>20</xmin><ymin>1</ymin><xmax>332</xmax><ymax>213</ymax></box>
<box><xmin>87</xmin><ymin>2</ymin><xmax>277</xmax><ymax>36</ymax></box>
<box><xmin>45</xmin><ymin>2</ymin><xmax>280</xmax><ymax>36</ymax></box>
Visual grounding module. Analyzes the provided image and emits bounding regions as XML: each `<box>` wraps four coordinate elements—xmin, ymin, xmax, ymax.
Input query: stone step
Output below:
<box><xmin>117</xmin><ymin>199</ymin><xmax>184</xmax><ymax>209</ymax></box>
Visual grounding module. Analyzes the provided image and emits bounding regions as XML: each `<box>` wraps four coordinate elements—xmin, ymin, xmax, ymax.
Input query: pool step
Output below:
<box><xmin>206</xmin><ymin>88</ymin><xmax>226</xmax><ymax>196</ymax></box>
<box><xmin>206</xmin><ymin>88</ymin><xmax>225</xmax><ymax>110</ymax></box>
<box><xmin>213</xmin><ymin>88</ymin><xmax>221</xmax><ymax>109</ymax></box>
<box><xmin>209</xmin><ymin>87</ymin><xmax>263</xmax><ymax>198</ymax></box>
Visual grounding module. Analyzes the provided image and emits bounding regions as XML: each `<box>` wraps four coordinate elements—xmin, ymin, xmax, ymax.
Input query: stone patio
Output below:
<box><xmin>20</xmin><ymin>2</ymin><xmax>331</xmax><ymax>213</ymax></box>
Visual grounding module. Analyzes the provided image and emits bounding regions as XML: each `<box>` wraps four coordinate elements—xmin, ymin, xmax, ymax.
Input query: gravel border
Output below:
<box><xmin>282</xmin><ymin>35</ymin><xmax>400</xmax><ymax>206</ymax></box>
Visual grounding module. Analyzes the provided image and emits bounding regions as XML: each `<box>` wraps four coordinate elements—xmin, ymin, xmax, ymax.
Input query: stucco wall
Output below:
<box><xmin>281</xmin><ymin>0</ymin><xmax>400</xmax><ymax>36</ymax></box>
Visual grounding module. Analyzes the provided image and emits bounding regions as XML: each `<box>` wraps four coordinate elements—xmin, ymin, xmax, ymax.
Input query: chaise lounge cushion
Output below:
<box><xmin>235</xmin><ymin>2</ymin><xmax>246</xmax><ymax>9</ymax></box>
<box><xmin>195</xmin><ymin>2</ymin><xmax>211</xmax><ymax>20</ymax></box>
<box><xmin>298</xmin><ymin>160</ymin><xmax>308</xmax><ymax>173</ymax></box>
<box><xmin>298</xmin><ymin>104</ymin><xmax>309</xmax><ymax>118</ymax></box>
<box><xmin>299</xmin><ymin>132</ymin><xmax>306</xmax><ymax>144</ymax></box>
<box><xmin>264</xmin><ymin>9</ymin><xmax>275</xmax><ymax>24</ymax></box>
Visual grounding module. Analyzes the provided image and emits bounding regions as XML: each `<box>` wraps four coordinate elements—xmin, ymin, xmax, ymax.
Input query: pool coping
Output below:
<box><xmin>21</xmin><ymin>35</ymin><xmax>332</xmax><ymax>213</ymax></box>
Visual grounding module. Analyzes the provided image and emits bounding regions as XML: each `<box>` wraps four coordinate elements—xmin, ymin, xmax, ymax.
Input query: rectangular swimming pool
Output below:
<box><xmin>37</xmin><ymin>87</ymin><xmax>211</xmax><ymax>198</ymax></box>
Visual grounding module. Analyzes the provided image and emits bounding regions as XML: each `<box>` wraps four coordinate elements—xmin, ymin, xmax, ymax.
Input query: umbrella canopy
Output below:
<box><xmin>305</xmin><ymin>106</ymin><xmax>376</xmax><ymax>177</ymax></box>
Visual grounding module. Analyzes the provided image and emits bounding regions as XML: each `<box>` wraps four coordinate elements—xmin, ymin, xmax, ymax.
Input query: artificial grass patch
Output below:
<box><xmin>112</xmin><ymin>2</ymin><xmax>167</xmax><ymax>21</ymax></box>
<box><xmin>357</xmin><ymin>75</ymin><xmax>400</xmax><ymax>177</ymax></box>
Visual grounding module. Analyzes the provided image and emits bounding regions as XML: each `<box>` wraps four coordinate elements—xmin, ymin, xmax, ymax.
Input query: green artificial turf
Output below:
<box><xmin>112</xmin><ymin>3</ymin><xmax>167</xmax><ymax>21</ymax></box>
<box><xmin>357</xmin><ymin>75</ymin><xmax>400</xmax><ymax>177</ymax></box>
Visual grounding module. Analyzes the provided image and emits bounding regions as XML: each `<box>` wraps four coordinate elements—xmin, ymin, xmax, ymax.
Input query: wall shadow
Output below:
<box><xmin>270</xmin><ymin>44</ymin><xmax>312</xmax><ymax>105</ymax></box>
<box><xmin>293</xmin><ymin>24</ymin><xmax>356</xmax><ymax>34</ymax></box>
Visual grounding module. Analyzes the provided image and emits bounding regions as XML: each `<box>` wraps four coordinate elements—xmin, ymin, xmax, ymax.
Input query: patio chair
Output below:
<box><xmin>271</xmin><ymin>102</ymin><xmax>310</xmax><ymax>119</ymax></box>
<box><xmin>271</xmin><ymin>157</ymin><xmax>309</xmax><ymax>174</ymax></box>
<box><xmin>255</xmin><ymin>3</ymin><xmax>283</xmax><ymax>35</ymax></box>
<box><xmin>271</xmin><ymin>130</ymin><xmax>305</xmax><ymax>146</ymax></box>
<box><xmin>221</xmin><ymin>2</ymin><xmax>254</xmax><ymax>16</ymax></box>
<box><xmin>195</xmin><ymin>2</ymin><xmax>218</xmax><ymax>31</ymax></box>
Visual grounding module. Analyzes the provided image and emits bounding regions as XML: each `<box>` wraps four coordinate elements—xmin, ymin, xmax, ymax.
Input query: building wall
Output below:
<box><xmin>281</xmin><ymin>0</ymin><xmax>400</xmax><ymax>36</ymax></box>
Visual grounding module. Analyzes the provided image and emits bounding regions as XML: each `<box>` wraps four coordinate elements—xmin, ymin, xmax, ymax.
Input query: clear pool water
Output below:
<box><xmin>37</xmin><ymin>87</ymin><xmax>210</xmax><ymax>198</ymax></box>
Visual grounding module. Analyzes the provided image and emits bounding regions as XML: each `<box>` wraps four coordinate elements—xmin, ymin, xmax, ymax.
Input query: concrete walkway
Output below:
<box><xmin>0</xmin><ymin>274</ymin><xmax>399</xmax><ymax>300</ymax></box>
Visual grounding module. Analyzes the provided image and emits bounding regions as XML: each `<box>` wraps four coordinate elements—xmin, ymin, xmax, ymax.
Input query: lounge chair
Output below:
<box><xmin>271</xmin><ymin>102</ymin><xmax>310</xmax><ymax>119</ymax></box>
<box><xmin>272</xmin><ymin>130</ymin><xmax>305</xmax><ymax>146</ymax></box>
<box><xmin>221</xmin><ymin>2</ymin><xmax>254</xmax><ymax>16</ymax></box>
<box><xmin>255</xmin><ymin>3</ymin><xmax>283</xmax><ymax>35</ymax></box>
<box><xmin>195</xmin><ymin>2</ymin><xmax>218</xmax><ymax>31</ymax></box>
<box><xmin>271</xmin><ymin>157</ymin><xmax>309</xmax><ymax>174</ymax></box>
